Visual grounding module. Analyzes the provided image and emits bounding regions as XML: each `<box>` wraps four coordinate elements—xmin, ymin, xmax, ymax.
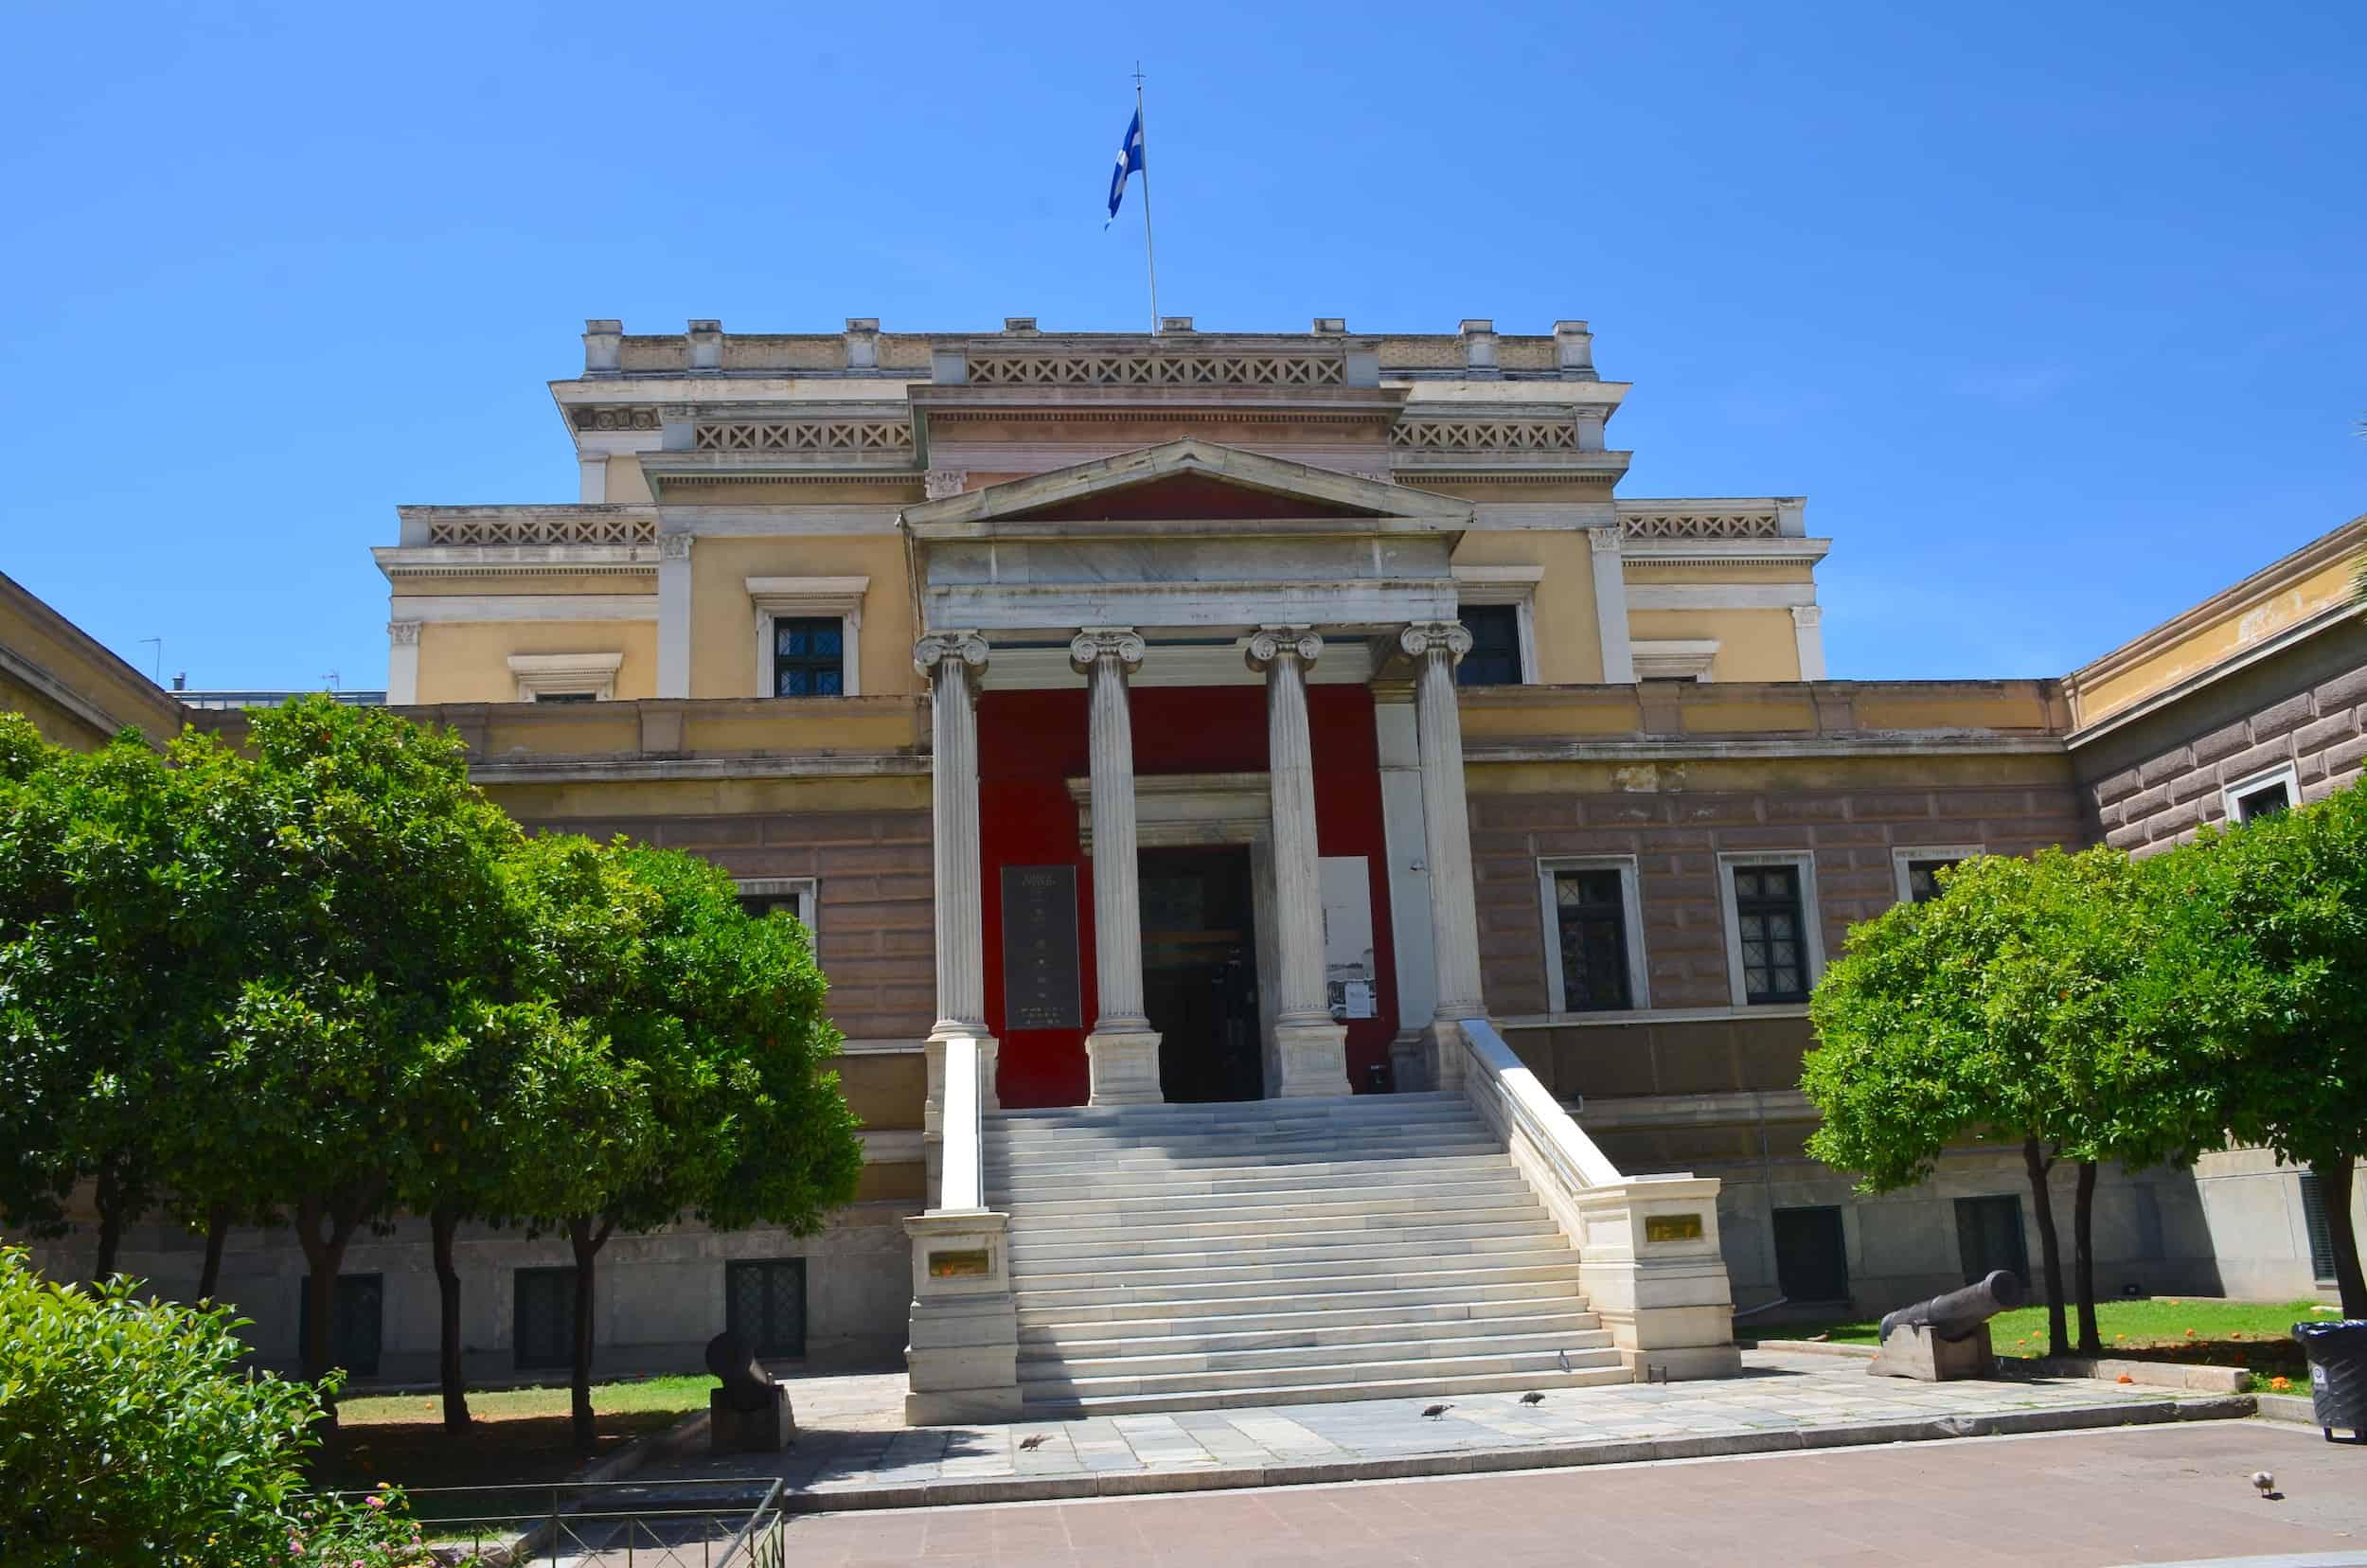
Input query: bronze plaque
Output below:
<box><xmin>1001</xmin><ymin>864</ymin><xmax>1082</xmax><ymax>1030</ymax></box>
<box><xmin>1645</xmin><ymin>1213</ymin><xmax>1704</xmax><ymax>1244</ymax></box>
<box><xmin>928</xmin><ymin>1249</ymin><xmax>992</xmax><ymax>1279</ymax></box>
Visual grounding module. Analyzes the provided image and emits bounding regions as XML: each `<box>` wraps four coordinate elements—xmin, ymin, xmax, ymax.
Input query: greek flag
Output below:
<box><xmin>1106</xmin><ymin>109</ymin><xmax>1145</xmax><ymax>226</ymax></box>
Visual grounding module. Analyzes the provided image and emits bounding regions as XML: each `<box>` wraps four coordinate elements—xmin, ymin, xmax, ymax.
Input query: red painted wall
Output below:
<box><xmin>977</xmin><ymin>683</ymin><xmax>1401</xmax><ymax>1109</ymax></box>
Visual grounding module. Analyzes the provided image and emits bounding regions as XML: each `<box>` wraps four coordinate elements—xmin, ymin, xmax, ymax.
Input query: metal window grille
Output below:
<box><xmin>1907</xmin><ymin>857</ymin><xmax>1962</xmax><ymax>902</ymax></box>
<box><xmin>2300</xmin><ymin>1172</ymin><xmax>2338</xmax><ymax>1284</ymax></box>
<box><xmin>725</xmin><ymin>1258</ymin><xmax>808</xmax><ymax>1358</ymax></box>
<box><xmin>771</xmin><ymin>617</ymin><xmax>845</xmax><ymax>697</ymax></box>
<box><xmin>1734</xmin><ymin>864</ymin><xmax>1809</xmax><ymax>1003</ymax></box>
<box><xmin>1456</xmin><ymin>603</ymin><xmax>1522</xmax><ymax>686</ymax></box>
<box><xmin>1554</xmin><ymin>869</ymin><xmax>1632</xmax><ymax>1011</ymax></box>
<box><xmin>514</xmin><ymin>1266</ymin><xmax>579</xmax><ymax>1371</ymax></box>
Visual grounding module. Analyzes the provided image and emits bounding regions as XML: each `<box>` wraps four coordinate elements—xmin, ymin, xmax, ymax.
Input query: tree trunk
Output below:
<box><xmin>2021</xmin><ymin>1137</ymin><xmax>2070</xmax><ymax>1358</ymax></box>
<box><xmin>431</xmin><ymin>1205</ymin><xmax>471</xmax><ymax>1431</ymax></box>
<box><xmin>2073</xmin><ymin>1160</ymin><xmax>2101</xmax><ymax>1354</ymax></box>
<box><xmin>197</xmin><ymin>1205</ymin><xmax>231</xmax><ymax>1301</ymax></box>
<box><xmin>565</xmin><ymin>1215</ymin><xmax>614</xmax><ymax>1456</ymax></box>
<box><xmin>2312</xmin><ymin>1158</ymin><xmax>2367</xmax><ymax>1319</ymax></box>
<box><xmin>293</xmin><ymin>1192</ymin><xmax>365</xmax><ymax>1428</ymax></box>
<box><xmin>91</xmin><ymin>1161</ymin><xmax>125</xmax><ymax>1286</ymax></box>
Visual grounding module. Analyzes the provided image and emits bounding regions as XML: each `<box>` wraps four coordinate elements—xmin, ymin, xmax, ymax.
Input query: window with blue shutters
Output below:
<box><xmin>771</xmin><ymin>617</ymin><xmax>845</xmax><ymax>697</ymax></box>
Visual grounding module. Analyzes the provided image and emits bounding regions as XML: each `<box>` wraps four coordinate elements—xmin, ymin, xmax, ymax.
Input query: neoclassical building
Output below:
<box><xmin>9</xmin><ymin>316</ymin><xmax>2361</xmax><ymax>1413</ymax></box>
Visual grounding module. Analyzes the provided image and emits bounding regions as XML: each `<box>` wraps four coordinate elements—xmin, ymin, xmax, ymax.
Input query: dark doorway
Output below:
<box><xmin>1955</xmin><ymin>1195</ymin><xmax>2031</xmax><ymax>1288</ymax></box>
<box><xmin>1138</xmin><ymin>846</ymin><xmax>1263</xmax><ymax>1102</ymax></box>
<box><xmin>299</xmin><ymin>1273</ymin><xmax>384</xmax><ymax>1378</ymax></box>
<box><xmin>1771</xmin><ymin>1207</ymin><xmax>1850</xmax><ymax>1305</ymax></box>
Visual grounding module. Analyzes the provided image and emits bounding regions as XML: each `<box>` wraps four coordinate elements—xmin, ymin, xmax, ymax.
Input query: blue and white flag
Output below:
<box><xmin>1105</xmin><ymin>108</ymin><xmax>1145</xmax><ymax>226</ymax></box>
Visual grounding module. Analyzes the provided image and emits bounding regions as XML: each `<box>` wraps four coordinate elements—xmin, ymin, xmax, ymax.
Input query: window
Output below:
<box><xmin>1537</xmin><ymin>858</ymin><xmax>1646</xmax><ymax>1013</ymax></box>
<box><xmin>1954</xmin><ymin>1196</ymin><xmax>2031</xmax><ymax>1288</ymax></box>
<box><xmin>514</xmin><ymin>1267</ymin><xmax>579</xmax><ymax>1372</ymax></box>
<box><xmin>2224</xmin><ymin>762</ymin><xmax>2299</xmax><ymax>825</ymax></box>
<box><xmin>1893</xmin><ymin>844</ymin><xmax>1982</xmax><ymax>904</ymax></box>
<box><xmin>1456</xmin><ymin>603</ymin><xmax>1523</xmax><ymax>686</ymax></box>
<box><xmin>2300</xmin><ymin>1173</ymin><xmax>2338</xmax><ymax>1284</ymax></box>
<box><xmin>297</xmin><ymin>1273</ymin><xmax>383</xmax><ymax>1378</ymax></box>
<box><xmin>1631</xmin><ymin>640</ymin><xmax>1719</xmax><ymax>683</ymax></box>
<box><xmin>507</xmin><ymin>652</ymin><xmax>623</xmax><ymax>703</ymax></box>
<box><xmin>735</xmin><ymin>877</ymin><xmax>818</xmax><ymax>932</ymax></box>
<box><xmin>1718</xmin><ymin>854</ymin><xmax>1823</xmax><ymax>1007</ymax></box>
<box><xmin>1771</xmin><ymin>1206</ymin><xmax>1849</xmax><ymax>1303</ymax></box>
<box><xmin>748</xmin><ymin>575</ymin><xmax>867</xmax><ymax>697</ymax></box>
<box><xmin>725</xmin><ymin>1258</ymin><xmax>808</xmax><ymax>1358</ymax></box>
<box><xmin>770</xmin><ymin>617</ymin><xmax>845</xmax><ymax>696</ymax></box>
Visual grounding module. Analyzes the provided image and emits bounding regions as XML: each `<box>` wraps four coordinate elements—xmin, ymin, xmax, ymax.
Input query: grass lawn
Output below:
<box><xmin>311</xmin><ymin>1373</ymin><xmax>719</xmax><ymax>1501</ymax></box>
<box><xmin>1754</xmin><ymin>1297</ymin><xmax>2335</xmax><ymax>1393</ymax></box>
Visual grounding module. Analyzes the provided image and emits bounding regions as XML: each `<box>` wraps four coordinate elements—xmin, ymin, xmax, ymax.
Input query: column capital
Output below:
<box><xmin>658</xmin><ymin>532</ymin><xmax>696</xmax><ymax>561</ymax></box>
<box><xmin>915</xmin><ymin>631</ymin><xmax>989</xmax><ymax>682</ymax></box>
<box><xmin>1246</xmin><ymin>625</ymin><xmax>1322</xmax><ymax>671</ymax></box>
<box><xmin>386</xmin><ymin>619</ymin><xmax>422</xmax><ymax>647</ymax></box>
<box><xmin>1068</xmin><ymin>626</ymin><xmax>1146</xmax><ymax>674</ymax></box>
<box><xmin>1399</xmin><ymin>620</ymin><xmax>1474</xmax><ymax>664</ymax></box>
<box><xmin>1588</xmin><ymin>525</ymin><xmax>1625</xmax><ymax>555</ymax></box>
<box><xmin>924</xmin><ymin>469</ymin><xmax>969</xmax><ymax>499</ymax></box>
<box><xmin>1790</xmin><ymin>604</ymin><xmax>1824</xmax><ymax>629</ymax></box>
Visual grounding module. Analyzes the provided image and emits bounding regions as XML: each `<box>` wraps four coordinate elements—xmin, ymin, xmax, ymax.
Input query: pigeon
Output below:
<box><xmin>1557</xmin><ymin>1349</ymin><xmax>1573</xmax><ymax>1373</ymax></box>
<box><xmin>2251</xmin><ymin>1470</ymin><xmax>2280</xmax><ymax>1500</ymax></box>
<box><xmin>1019</xmin><ymin>1434</ymin><xmax>1048</xmax><ymax>1451</ymax></box>
<box><xmin>1519</xmin><ymin>1392</ymin><xmax>1545</xmax><ymax>1406</ymax></box>
<box><xmin>1420</xmin><ymin>1402</ymin><xmax>1453</xmax><ymax>1419</ymax></box>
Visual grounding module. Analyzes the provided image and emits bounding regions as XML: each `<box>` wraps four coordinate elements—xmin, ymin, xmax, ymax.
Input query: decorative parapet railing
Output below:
<box><xmin>692</xmin><ymin>419</ymin><xmax>916</xmax><ymax>457</ymax></box>
<box><xmin>965</xmin><ymin>350</ymin><xmax>1346</xmax><ymax>387</ymax></box>
<box><xmin>1452</xmin><ymin>1018</ymin><xmax>1742</xmax><ymax>1381</ymax></box>
<box><xmin>904</xmin><ymin>1034</ymin><xmax>1021</xmax><ymax>1424</ymax></box>
<box><xmin>1619</xmin><ymin>508</ymin><xmax>1783</xmax><ymax>541</ymax></box>
<box><xmin>1389</xmin><ymin>418</ymin><xmax>1580</xmax><ymax>453</ymax></box>
<box><xmin>422</xmin><ymin>512</ymin><xmax>657</xmax><ymax>546</ymax></box>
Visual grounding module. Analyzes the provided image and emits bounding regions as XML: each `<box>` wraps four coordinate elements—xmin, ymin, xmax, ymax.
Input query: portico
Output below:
<box><xmin>899</xmin><ymin>439</ymin><xmax>1490</xmax><ymax>1113</ymax></box>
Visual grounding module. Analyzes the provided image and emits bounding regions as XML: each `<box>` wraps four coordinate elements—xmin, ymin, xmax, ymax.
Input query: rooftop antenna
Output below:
<box><xmin>136</xmin><ymin>637</ymin><xmax>162</xmax><ymax>686</ymax></box>
<box><xmin>322</xmin><ymin>670</ymin><xmax>342</xmax><ymax>693</ymax></box>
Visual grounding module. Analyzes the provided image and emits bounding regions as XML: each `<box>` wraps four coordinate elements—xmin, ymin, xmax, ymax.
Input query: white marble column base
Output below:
<box><xmin>1423</xmin><ymin>1018</ymin><xmax>1468</xmax><ymax>1091</ymax></box>
<box><xmin>1272</xmin><ymin>1019</ymin><xmax>1352</xmax><ymax>1098</ymax></box>
<box><xmin>1085</xmin><ymin>1028</ymin><xmax>1165</xmax><ymax>1106</ymax></box>
<box><xmin>1388</xmin><ymin>1032</ymin><xmax>1430</xmax><ymax>1093</ymax></box>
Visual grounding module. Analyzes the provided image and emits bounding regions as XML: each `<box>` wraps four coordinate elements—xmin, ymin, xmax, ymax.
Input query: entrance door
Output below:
<box><xmin>1138</xmin><ymin>846</ymin><xmax>1263</xmax><ymax>1102</ymax></box>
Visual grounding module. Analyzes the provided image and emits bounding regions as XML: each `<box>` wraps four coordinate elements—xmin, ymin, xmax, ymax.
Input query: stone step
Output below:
<box><xmin>996</xmin><ymin>1178</ymin><xmax>1536</xmax><ymax>1223</ymax></box>
<box><xmin>1013</xmin><ymin>1258</ymin><xmax>1585</xmax><ymax>1309</ymax></box>
<box><xmin>1018</xmin><ymin>1363</ymin><xmax>1633</xmax><ymax>1418</ymax></box>
<box><xmin>1011</xmin><ymin>1209</ymin><xmax>1556</xmax><ymax>1250</ymax></box>
<box><xmin>994</xmin><ymin>1092</ymin><xmax>1469</xmax><ymax>1128</ymax></box>
<box><xmin>986</xmin><ymin>1153</ymin><xmax>1517</xmax><ymax>1197</ymax></box>
<box><xmin>990</xmin><ymin>1114</ymin><xmax>1487</xmax><ymax>1151</ymax></box>
<box><xmin>984</xmin><ymin>1146</ymin><xmax>1506</xmax><ymax>1179</ymax></box>
<box><xmin>1020</xmin><ymin>1327</ymin><xmax>1618</xmax><ymax>1381</ymax></box>
<box><xmin>1023</xmin><ymin>1309</ymin><xmax>1605</xmax><ymax>1360</ymax></box>
<box><xmin>1012</xmin><ymin>1275</ymin><xmax>1586</xmax><ymax>1327</ymax></box>
<box><xmin>1010</xmin><ymin>1228</ymin><xmax>1558</xmax><ymax>1274</ymax></box>
<box><xmin>1012</xmin><ymin>1241</ymin><xmax>1582</xmax><ymax>1291</ymax></box>
<box><xmin>1019</xmin><ymin>1345</ymin><xmax>1631</xmax><ymax>1403</ymax></box>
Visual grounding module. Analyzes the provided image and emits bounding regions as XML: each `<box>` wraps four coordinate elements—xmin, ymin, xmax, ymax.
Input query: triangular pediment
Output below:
<box><xmin>900</xmin><ymin>438</ymin><xmax>1471</xmax><ymax>536</ymax></box>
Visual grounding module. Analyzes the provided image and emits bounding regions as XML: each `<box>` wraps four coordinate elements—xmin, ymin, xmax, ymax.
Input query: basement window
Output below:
<box><xmin>2223</xmin><ymin>763</ymin><xmax>2299</xmax><ymax>825</ymax></box>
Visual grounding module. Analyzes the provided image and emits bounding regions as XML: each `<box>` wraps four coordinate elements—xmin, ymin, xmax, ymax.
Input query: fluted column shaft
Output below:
<box><xmin>1075</xmin><ymin>630</ymin><xmax>1151</xmax><ymax>1032</ymax></box>
<box><xmin>917</xmin><ymin>633</ymin><xmax>990</xmax><ymax>1041</ymax></box>
<box><xmin>1404</xmin><ymin>621</ymin><xmax>1486</xmax><ymax>1025</ymax></box>
<box><xmin>1252</xmin><ymin>628</ymin><xmax>1331</xmax><ymax>1028</ymax></box>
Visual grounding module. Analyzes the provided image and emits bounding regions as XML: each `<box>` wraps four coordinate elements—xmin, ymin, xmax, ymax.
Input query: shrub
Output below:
<box><xmin>0</xmin><ymin>1247</ymin><xmax>417</xmax><ymax>1566</ymax></box>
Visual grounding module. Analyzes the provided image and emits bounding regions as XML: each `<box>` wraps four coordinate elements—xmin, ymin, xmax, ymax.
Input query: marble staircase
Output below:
<box><xmin>985</xmin><ymin>1091</ymin><xmax>1629</xmax><ymax>1417</ymax></box>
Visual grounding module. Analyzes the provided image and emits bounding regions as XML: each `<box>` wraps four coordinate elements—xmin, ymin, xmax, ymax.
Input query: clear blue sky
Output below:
<box><xmin>3</xmin><ymin>1</ymin><xmax>2360</xmax><ymax>690</ymax></box>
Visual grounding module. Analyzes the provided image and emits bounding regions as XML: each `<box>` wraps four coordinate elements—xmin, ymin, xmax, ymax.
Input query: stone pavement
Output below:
<box><xmin>763</xmin><ymin>1421</ymin><xmax>2367</xmax><ymax>1567</ymax></box>
<box><xmin>632</xmin><ymin>1351</ymin><xmax>2254</xmax><ymax>1512</ymax></box>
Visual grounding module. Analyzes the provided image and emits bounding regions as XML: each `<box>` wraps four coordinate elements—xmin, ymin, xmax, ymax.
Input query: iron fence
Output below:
<box><xmin>335</xmin><ymin>1477</ymin><xmax>787</xmax><ymax>1567</ymax></box>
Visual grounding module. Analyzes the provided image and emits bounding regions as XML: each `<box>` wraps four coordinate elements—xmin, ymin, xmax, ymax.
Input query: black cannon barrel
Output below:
<box><xmin>704</xmin><ymin>1329</ymin><xmax>778</xmax><ymax>1412</ymax></box>
<box><xmin>1878</xmin><ymin>1269</ymin><xmax>2027</xmax><ymax>1344</ymax></box>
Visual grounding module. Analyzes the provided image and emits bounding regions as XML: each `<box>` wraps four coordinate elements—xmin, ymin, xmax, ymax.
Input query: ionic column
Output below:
<box><xmin>1401</xmin><ymin>621</ymin><xmax>1486</xmax><ymax>1084</ymax></box>
<box><xmin>1247</xmin><ymin>627</ymin><xmax>1350</xmax><ymax>1098</ymax></box>
<box><xmin>656</xmin><ymin>533</ymin><xmax>694</xmax><ymax>699</ymax></box>
<box><xmin>1070</xmin><ymin>628</ymin><xmax>1163</xmax><ymax>1105</ymax></box>
<box><xmin>916</xmin><ymin>632</ymin><xmax>999</xmax><ymax>1112</ymax></box>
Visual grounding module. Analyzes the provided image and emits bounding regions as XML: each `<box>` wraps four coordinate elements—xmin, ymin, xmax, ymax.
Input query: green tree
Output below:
<box><xmin>1805</xmin><ymin>849</ymin><xmax>2169</xmax><ymax>1356</ymax></box>
<box><xmin>0</xmin><ymin>719</ymin><xmax>195</xmax><ymax>1282</ymax></box>
<box><xmin>0</xmin><ymin>1246</ymin><xmax>416</xmax><ymax>1567</ymax></box>
<box><xmin>180</xmin><ymin>697</ymin><xmax>522</xmax><ymax>1399</ymax></box>
<box><xmin>503</xmin><ymin>836</ymin><xmax>862</xmax><ymax>1452</ymax></box>
<box><xmin>2147</xmin><ymin>780</ymin><xmax>2367</xmax><ymax>1314</ymax></box>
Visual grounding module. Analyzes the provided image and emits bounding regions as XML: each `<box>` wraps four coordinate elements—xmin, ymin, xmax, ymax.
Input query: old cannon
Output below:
<box><xmin>1868</xmin><ymin>1270</ymin><xmax>2026</xmax><ymax>1381</ymax></box>
<box><xmin>704</xmin><ymin>1330</ymin><xmax>795</xmax><ymax>1452</ymax></box>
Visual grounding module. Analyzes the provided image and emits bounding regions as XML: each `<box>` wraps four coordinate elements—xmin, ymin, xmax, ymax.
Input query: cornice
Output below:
<box><xmin>466</xmin><ymin>752</ymin><xmax>929</xmax><ymax>784</ymax></box>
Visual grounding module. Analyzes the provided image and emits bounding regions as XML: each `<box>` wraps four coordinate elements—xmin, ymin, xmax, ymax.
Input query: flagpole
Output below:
<box><xmin>1134</xmin><ymin>62</ymin><xmax>1160</xmax><ymax>333</ymax></box>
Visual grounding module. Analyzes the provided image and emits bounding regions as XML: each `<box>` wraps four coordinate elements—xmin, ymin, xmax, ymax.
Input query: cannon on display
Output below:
<box><xmin>1868</xmin><ymin>1269</ymin><xmax>2026</xmax><ymax>1381</ymax></box>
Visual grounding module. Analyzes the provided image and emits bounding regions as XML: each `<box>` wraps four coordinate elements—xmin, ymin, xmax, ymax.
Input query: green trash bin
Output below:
<box><xmin>2291</xmin><ymin>1319</ymin><xmax>2367</xmax><ymax>1443</ymax></box>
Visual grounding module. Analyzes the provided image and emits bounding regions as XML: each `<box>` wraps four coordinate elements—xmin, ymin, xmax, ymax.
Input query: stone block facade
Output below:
<box><xmin>2080</xmin><ymin>619</ymin><xmax>2367</xmax><ymax>853</ymax></box>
